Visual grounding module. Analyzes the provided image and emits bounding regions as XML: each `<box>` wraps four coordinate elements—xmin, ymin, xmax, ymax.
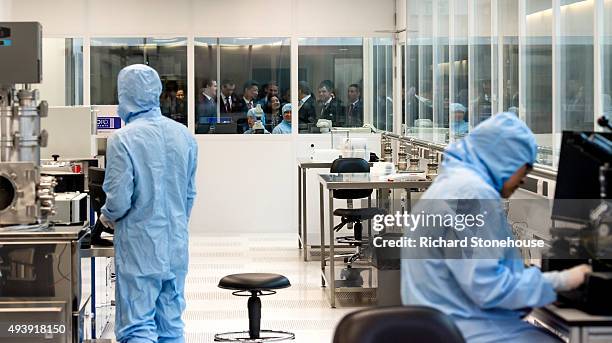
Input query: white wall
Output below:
<box><xmin>38</xmin><ymin>38</ymin><xmax>67</xmax><ymax>106</ymax></box>
<box><xmin>0</xmin><ymin>0</ymin><xmax>11</xmax><ymax>21</ymax></box>
<box><xmin>9</xmin><ymin>0</ymin><xmax>395</xmax><ymax>37</ymax></box>
<box><xmin>189</xmin><ymin>133</ymin><xmax>380</xmax><ymax>233</ymax></box>
<box><xmin>7</xmin><ymin>0</ymin><xmax>394</xmax><ymax>233</ymax></box>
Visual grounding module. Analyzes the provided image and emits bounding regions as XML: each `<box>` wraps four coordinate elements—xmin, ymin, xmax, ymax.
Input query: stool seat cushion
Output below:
<box><xmin>218</xmin><ymin>273</ymin><xmax>291</xmax><ymax>291</ymax></box>
<box><xmin>333</xmin><ymin>207</ymin><xmax>387</xmax><ymax>220</ymax></box>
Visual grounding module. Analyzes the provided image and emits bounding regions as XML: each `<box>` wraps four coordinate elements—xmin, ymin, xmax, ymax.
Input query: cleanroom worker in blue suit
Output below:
<box><xmin>272</xmin><ymin>103</ymin><xmax>292</xmax><ymax>134</ymax></box>
<box><xmin>99</xmin><ymin>64</ymin><xmax>198</xmax><ymax>343</ymax></box>
<box><xmin>401</xmin><ymin>112</ymin><xmax>591</xmax><ymax>343</ymax></box>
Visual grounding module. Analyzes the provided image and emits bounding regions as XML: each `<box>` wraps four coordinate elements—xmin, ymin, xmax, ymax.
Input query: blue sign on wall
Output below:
<box><xmin>97</xmin><ymin>117</ymin><xmax>122</xmax><ymax>130</ymax></box>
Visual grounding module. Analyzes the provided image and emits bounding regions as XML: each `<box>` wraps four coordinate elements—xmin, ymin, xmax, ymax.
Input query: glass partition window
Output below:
<box><xmin>194</xmin><ymin>38</ymin><xmax>218</xmax><ymax>132</ymax></box>
<box><xmin>373</xmin><ymin>37</ymin><xmax>394</xmax><ymax>132</ymax></box>
<box><xmin>90</xmin><ymin>37</ymin><xmax>188</xmax><ymax>126</ymax></box>
<box><xmin>220</xmin><ymin>38</ymin><xmax>290</xmax><ymax>134</ymax></box>
<box><xmin>499</xmin><ymin>0</ymin><xmax>519</xmax><ymax>114</ymax></box>
<box><xmin>450</xmin><ymin>0</ymin><xmax>469</xmax><ymax>140</ymax></box>
<box><xmin>558</xmin><ymin>0</ymin><xmax>594</xmax><ymax>134</ymax></box>
<box><xmin>434</xmin><ymin>0</ymin><xmax>450</xmax><ymax>142</ymax></box>
<box><xmin>521</xmin><ymin>1</ymin><xmax>553</xmax><ymax>165</ymax></box>
<box><xmin>194</xmin><ymin>38</ymin><xmax>290</xmax><ymax>135</ymax></box>
<box><xmin>469</xmin><ymin>0</ymin><xmax>493</xmax><ymax>127</ymax></box>
<box><xmin>297</xmin><ymin>38</ymin><xmax>364</xmax><ymax>133</ymax></box>
<box><xmin>36</xmin><ymin>38</ymin><xmax>83</xmax><ymax>106</ymax></box>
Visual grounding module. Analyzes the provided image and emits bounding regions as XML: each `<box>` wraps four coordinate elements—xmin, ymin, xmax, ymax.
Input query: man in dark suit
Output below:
<box><xmin>345</xmin><ymin>83</ymin><xmax>364</xmax><ymax>127</ymax></box>
<box><xmin>298</xmin><ymin>81</ymin><xmax>316</xmax><ymax>128</ymax></box>
<box><xmin>316</xmin><ymin>80</ymin><xmax>343</xmax><ymax>126</ymax></box>
<box><xmin>195</xmin><ymin>79</ymin><xmax>217</xmax><ymax>127</ymax></box>
<box><xmin>234</xmin><ymin>80</ymin><xmax>259</xmax><ymax>115</ymax></box>
<box><xmin>220</xmin><ymin>80</ymin><xmax>238</xmax><ymax>115</ymax></box>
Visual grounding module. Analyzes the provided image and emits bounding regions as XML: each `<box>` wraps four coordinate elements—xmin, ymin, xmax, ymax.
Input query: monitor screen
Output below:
<box><xmin>552</xmin><ymin>131</ymin><xmax>612</xmax><ymax>223</ymax></box>
<box><xmin>88</xmin><ymin>167</ymin><xmax>106</xmax><ymax>214</ymax></box>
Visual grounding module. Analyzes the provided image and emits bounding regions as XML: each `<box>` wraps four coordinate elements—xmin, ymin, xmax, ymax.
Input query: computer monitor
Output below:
<box><xmin>88</xmin><ymin>167</ymin><xmax>106</xmax><ymax>215</ymax></box>
<box><xmin>552</xmin><ymin>131</ymin><xmax>612</xmax><ymax>223</ymax></box>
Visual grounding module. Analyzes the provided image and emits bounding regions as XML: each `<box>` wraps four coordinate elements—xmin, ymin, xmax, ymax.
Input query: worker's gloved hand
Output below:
<box><xmin>99</xmin><ymin>214</ymin><xmax>116</xmax><ymax>230</ymax></box>
<box><xmin>543</xmin><ymin>264</ymin><xmax>592</xmax><ymax>292</ymax></box>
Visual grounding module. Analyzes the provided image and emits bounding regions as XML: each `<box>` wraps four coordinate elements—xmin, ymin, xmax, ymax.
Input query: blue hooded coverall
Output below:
<box><xmin>101</xmin><ymin>64</ymin><xmax>198</xmax><ymax>343</ymax></box>
<box><xmin>401</xmin><ymin>112</ymin><xmax>560</xmax><ymax>343</ymax></box>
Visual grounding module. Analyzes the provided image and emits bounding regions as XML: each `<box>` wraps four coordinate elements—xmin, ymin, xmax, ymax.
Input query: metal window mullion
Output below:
<box><xmin>187</xmin><ymin>36</ymin><xmax>195</xmax><ymax>133</ymax></box>
<box><xmin>216</xmin><ymin>38</ymin><xmax>221</xmax><ymax>123</ymax></box>
<box><xmin>433</xmin><ymin>0</ymin><xmax>439</xmax><ymax>131</ymax></box>
<box><xmin>492</xmin><ymin>0</ymin><xmax>503</xmax><ymax>114</ymax></box>
<box><xmin>468</xmin><ymin>0</ymin><xmax>475</xmax><ymax>129</ymax></box>
<box><xmin>552</xmin><ymin>0</ymin><xmax>561</xmax><ymax>167</ymax></box>
<box><xmin>518</xmin><ymin>0</ymin><xmax>526</xmax><ymax>123</ymax></box>
<box><xmin>83</xmin><ymin>37</ymin><xmax>91</xmax><ymax>106</ymax></box>
<box><xmin>449</xmin><ymin>0</ymin><xmax>456</xmax><ymax>141</ymax></box>
<box><xmin>394</xmin><ymin>35</ymin><xmax>404</xmax><ymax>135</ymax></box>
<box><xmin>594</xmin><ymin>0</ymin><xmax>604</xmax><ymax>132</ymax></box>
<box><xmin>364</xmin><ymin>39</ymin><xmax>373</xmax><ymax>127</ymax></box>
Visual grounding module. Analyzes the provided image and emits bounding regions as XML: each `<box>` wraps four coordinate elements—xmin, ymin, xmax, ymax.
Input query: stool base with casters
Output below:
<box><xmin>215</xmin><ymin>273</ymin><xmax>295</xmax><ymax>342</ymax></box>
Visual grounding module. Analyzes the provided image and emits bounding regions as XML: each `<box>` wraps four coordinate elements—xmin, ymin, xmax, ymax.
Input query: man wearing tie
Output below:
<box><xmin>220</xmin><ymin>80</ymin><xmax>237</xmax><ymax>115</ymax></box>
<box><xmin>235</xmin><ymin>80</ymin><xmax>259</xmax><ymax>115</ymax></box>
<box><xmin>195</xmin><ymin>79</ymin><xmax>217</xmax><ymax>126</ymax></box>
<box><xmin>345</xmin><ymin>83</ymin><xmax>363</xmax><ymax>127</ymax></box>
<box><xmin>316</xmin><ymin>80</ymin><xmax>343</xmax><ymax>126</ymax></box>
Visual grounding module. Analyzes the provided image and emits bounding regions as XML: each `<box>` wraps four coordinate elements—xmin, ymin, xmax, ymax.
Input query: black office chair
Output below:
<box><xmin>333</xmin><ymin>306</ymin><xmax>466</xmax><ymax>343</ymax></box>
<box><xmin>330</xmin><ymin>158</ymin><xmax>386</xmax><ymax>265</ymax></box>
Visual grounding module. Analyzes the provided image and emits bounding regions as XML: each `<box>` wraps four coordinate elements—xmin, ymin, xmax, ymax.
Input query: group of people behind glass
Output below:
<box><xmin>195</xmin><ymin>79</ymin><xmax>292</xmax><ymax>134</ymax></box>
<box><xmin>194</xmin><ymin>78</ymin><xmax>365</xmax><ymax>134</ymax></box>
<box><xmin>297</xmin><ymin>80</ymin><xmax>364</xmax><ymax>133</ymax></box>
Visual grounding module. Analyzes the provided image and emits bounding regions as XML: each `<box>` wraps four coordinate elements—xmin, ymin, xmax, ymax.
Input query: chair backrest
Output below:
<box><xmin>330</xmin><ymin>158</ymin><xmax>372</xmax><ymax>199</ymax></box>
<box><xmin>333</xmin><ymin>306</ymin><xmax>466</xmax><ymax>343</ymax></box>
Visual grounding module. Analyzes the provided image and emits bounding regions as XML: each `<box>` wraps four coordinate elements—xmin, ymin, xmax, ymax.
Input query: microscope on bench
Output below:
<box><xmin>542</xmin><ymin>122</ymin><xmax>612</xmax><ymax>315</ymax></box>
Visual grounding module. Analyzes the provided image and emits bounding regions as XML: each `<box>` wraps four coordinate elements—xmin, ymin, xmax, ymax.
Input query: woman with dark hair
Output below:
<box><xmin>266</xmin><ymin>95</ymin><xmax>282</xmax><ymax>126</ymax></box>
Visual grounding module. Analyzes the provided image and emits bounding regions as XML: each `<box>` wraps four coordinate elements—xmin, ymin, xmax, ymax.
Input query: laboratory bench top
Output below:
<box><xmin>318</xmin><ymin>172</ymin><xmax>432</xmax><ymax>189</ymax></box>
<box><xmin>0</xmin><ymin>223</ymin><xmax>87</xmax><ymax>240</ymax></box>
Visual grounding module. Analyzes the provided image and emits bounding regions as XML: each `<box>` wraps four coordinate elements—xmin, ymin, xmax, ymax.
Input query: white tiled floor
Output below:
<box><xmin>102</xmin><ymin>233</ymin><xmax>364</xmax><ymax>342</ymax></box>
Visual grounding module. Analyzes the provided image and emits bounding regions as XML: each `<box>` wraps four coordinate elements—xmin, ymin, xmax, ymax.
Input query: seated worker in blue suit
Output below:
<box><xmin>272</xmin><ymin>103</ymin><xmax>292</xmax><ymax>134</ymax></box>
<box><xmin>401</xmin><ymin>112</ymin><xmax>591</xmax><ymax>343</ymax></box>
<box><xmin>450</xmin><ymin>102</ymin><xmax>469</xmax><ymax>137</ymax></box>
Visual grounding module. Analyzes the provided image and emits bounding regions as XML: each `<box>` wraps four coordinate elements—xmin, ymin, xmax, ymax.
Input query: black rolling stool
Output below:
<box><xmin>215</xmin><ymin>273</ymin><xmax>295</xmax><ymax>342</ymax></box>
<box><xmin>333</xmin><ymin>306</ymin><xmax>466</xmax><ymax>343</ymax></box>
<box><xmin>331</xmin><ymin>158</ymin><xmax>387</xmax><ymax>265</ymax></box>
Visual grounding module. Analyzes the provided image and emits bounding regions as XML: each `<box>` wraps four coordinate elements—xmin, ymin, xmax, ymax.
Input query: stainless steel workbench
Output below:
<box><xmin>318</xmin><ymin>173</ymin><xmax>431</xmax><ymax>308</ymax></box>
<box><xmin>0</xmin><ymin>224</ymin><xmax>90</xmax><ymax>342</ymax></box>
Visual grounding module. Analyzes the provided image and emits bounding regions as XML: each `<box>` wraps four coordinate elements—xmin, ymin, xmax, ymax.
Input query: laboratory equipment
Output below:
<box><xmin>317</xmin><ymin>119</ymin><xmax>333</xmax><ymax>133</ymax></box>
<box><xmin>0</xmin><ymin>22</ymin><xmax>93</xmax><ymax>343</ymax></box>
<box><xmin>397</xmin><ymin>142</ymin><xmax>408</xmax><ymax>171</ymax></box>
<box><xmin>380</xmin><ymin>137</ymin><xmax>393</xmax><ymax>163</ymax></box>
<box><xmin>50</xmin><ymin>192</ymin><xmax>88</xmax><ymax>225</ymax></box>
<box><xmin>408</xmin><ymin>139</ymin><xmax>423</xmax><ymax>173</ymax></box>
<box><xmin>426</xmin><ymin>146</ymin><xmax>439</xmax><ymax>181</ymax></box>
<box><xmin>0</xmin><ymin>22</ymin><xmax>56</xmax><ymax>226</ymax></box>
<box><xmin>542</xmin><ymin>131</ymin><xmax>612</xmax><ymax>315</ymax></box>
